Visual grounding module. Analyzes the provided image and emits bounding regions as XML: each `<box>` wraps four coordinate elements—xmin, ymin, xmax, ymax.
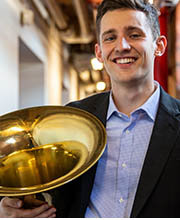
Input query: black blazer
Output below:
<box><xmin>51</xmin><ymin>87</ymin><xmax>180</xmax><ymax>218</ymax></box>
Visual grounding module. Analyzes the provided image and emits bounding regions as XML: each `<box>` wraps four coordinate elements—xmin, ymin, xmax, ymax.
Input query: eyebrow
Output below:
<box><xmin>126</xmin><ymin>26</ymin><xmax>143</xmax><ymax>33</ymax></box>
<box><xmin>101</xmin><ymin>29</ymin><xmax>116</xmax><ymax>39</ymax></box>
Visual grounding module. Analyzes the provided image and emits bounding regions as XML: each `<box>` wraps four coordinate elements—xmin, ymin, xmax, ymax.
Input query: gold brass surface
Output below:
<box><xmin>0</xmin><ymin>106</ymin><xmax>106</xmax><ymax>196</ymax></box>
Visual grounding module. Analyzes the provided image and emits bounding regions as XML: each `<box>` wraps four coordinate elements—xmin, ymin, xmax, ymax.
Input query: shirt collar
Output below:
<box><xmin>107</xmin><ymin>81</ymin><xmax>160</xmax><ymax>121</ymax></box>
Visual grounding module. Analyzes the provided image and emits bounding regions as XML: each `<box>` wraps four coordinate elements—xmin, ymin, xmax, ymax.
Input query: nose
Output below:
<box><xmin>115</xmin><ymin>37</ymin><xmax>131</xmax><ymax>52</ymax></box>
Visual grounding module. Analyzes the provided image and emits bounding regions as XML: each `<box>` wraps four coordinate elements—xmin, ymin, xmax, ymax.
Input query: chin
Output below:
<box><xmin>115</xmin><ymin>75</ymin><xmax>147</xmax><ymax>85</ymax></box>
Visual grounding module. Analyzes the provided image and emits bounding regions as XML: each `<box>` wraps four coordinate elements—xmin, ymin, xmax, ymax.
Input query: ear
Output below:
<box><xmin>95</xmin><ymin>43</ymin><xmax>103</xmax><ymax>63</ymax></box>
<box><xmin>154</xmin><ymin>35</ymin><xmax>167</xmax><ymax>57</ymax></box>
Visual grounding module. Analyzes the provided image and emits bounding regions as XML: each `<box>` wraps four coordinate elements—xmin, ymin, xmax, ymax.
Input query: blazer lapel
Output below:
<box><xmin>131</xmin><ymin>89</ymin><xmax>180</xmax><ymax>217</ymax></box>
<box><xmin>79</xmin><ymin>92</ymin><xmax>110</xmax><ymax>209</ymax></box>
<box><xmin>67</xmin><ymin>92</ymin><xmax>110</xmax><ymax>217</ymax></box>
<box><xmin>84</xmin><ymin>91</ymin><xmax>110</xmax><ymax>126</ymax></box>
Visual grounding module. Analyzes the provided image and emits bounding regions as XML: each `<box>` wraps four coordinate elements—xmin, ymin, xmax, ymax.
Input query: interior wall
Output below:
<box><xmin>19</xmin><ymin>62</ymin><xmax>44</xmax><ymax>108</ymax></box>
<box><xmin>19</xmin><ymin>39</ymin><xmax>44</xmax><ymax>108</ymax></box>
<box><xmin>46</xmin><ymin>24</ymin><xmax>63</xmax><ymax>105</ymax></box>
<box><xmin>0</xmin><ymin>0</ymin><xmax>63</xmax><ymax>115</ymax></box>
<box><xmin>0</xmin><ymin>0</ymin><xmax>20</xmax><ymax>115</ymax></box>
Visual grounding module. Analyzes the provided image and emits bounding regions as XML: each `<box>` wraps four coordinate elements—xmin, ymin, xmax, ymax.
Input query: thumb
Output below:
<box><xmin>1</xmin><ymin>197</ymin><xmax>23</xmax><ymax>208</ymax></box>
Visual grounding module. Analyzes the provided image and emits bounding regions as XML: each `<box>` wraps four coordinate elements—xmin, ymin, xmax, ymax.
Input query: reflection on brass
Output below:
<box><xmin>0</xmin><ymin>141</ymin><xmax>88</xmax><ymax>187</ymax></box>
<box><xmin>0</xmin><ymin>106</ymin><xmax>106</xmax><ymax>197</ymax></box>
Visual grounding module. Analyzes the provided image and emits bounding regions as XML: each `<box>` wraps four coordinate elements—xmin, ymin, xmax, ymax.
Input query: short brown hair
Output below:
<box><xmin>96</xmin><ymin>0</ymin><xmax>160</xmax><ymax>42</ymax></box>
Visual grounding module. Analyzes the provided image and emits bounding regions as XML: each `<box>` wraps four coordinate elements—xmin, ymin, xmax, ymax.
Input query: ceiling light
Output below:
<box><xmin>91</xmin><ymin>70</ymin><xmax>101</xmax><ymax>82</ymax></box>
<box><xmin>79</xmin><ymin>70</ymin><xmax>90</xmax><ymax>82</ymax></box>
<box><xmin>96</xmin><ymin>81</ymin><xmax>106</xmax><ymax>91</ymax></box>
<box><xmin>85</xmin><ymin>84</ymin><xmax>96</xmax><ymax>93</ymax></box>
<box><xmin>91</xmin><ymin>58</ymin><xmax>103</xmax><ymax>71</ymax></box>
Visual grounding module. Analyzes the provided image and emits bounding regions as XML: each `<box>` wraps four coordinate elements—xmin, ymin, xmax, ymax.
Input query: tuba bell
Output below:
<box><xmin>0</xmin><ymin>106</ymin><xmax>106</xmax><ymax>205</ymax></box>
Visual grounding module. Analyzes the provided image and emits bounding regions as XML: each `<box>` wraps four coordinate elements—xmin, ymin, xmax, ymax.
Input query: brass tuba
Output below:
<box><xmin>0</xmin><ymin>106</ymin><xmax>106</xmax><ymax>204</ymax></box>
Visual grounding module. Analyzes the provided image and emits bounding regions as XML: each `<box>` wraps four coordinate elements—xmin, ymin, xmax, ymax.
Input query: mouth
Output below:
<box><xmin>112</xmin><ymin>57</ymin><xmax>138</xmax><ymax>64</ymax></box>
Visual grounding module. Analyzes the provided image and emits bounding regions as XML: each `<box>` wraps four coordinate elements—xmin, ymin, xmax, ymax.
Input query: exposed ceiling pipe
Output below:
<box><xmin>43</xmin><ymin>0</ymin><xmax>94</xmax><ymax>44</ymax></box>
<box><xmin>32</xmin><ymin>0</ymin><xmax>49</xmax><ymax>21</ymax></box>
<box><xmin>43</xmin><ymin>0</ymin><xmax>68</xmax><ymax>31</ymax></box>
<box><xmin>61</xmin><ymin>0</ymin><xmax>94</xmax><ymax>44</ymax></box>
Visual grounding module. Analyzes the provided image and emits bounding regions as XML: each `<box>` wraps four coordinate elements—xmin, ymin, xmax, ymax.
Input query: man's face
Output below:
<box><xmin>95</xmin><ymin>9</ymin><xmax>164</xmax><ymax>87</ymax></box>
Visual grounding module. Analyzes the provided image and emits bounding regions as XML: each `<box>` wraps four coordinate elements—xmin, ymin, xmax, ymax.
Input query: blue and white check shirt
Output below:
<box><xmin>85</xmin><ymin>82</ymin><xmax>160</xmax><ymax>218</ymax></box>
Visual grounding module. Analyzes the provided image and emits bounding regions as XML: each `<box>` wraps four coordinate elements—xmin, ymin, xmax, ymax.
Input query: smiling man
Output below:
<box><xmin>1</xmin><ymin>0</ymin><xmax>180</xmax><ymax>218</ymax></box>
<box><xmin>95</xmin><ymin>4</ymin><xmax>166</xmax><ymax>116</ymax></box>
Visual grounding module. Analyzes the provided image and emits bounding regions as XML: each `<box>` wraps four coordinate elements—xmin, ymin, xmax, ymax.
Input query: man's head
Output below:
<box><xmin>96</xmin><ymin>0</ymin><xmax>160</xmax><ymax>42</ymax></box>
<box><xmin>94</xmin><ymin>2</ymin><xmax>167</xmax><ymax>89</ymax></box>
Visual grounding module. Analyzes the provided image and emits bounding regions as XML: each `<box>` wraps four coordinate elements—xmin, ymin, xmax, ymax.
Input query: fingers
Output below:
<box><xmin>20</xmin><ymin>204</ymin><xmax>56</xmax><ymax>218</ymax></box>
<box><xmin>36</xmin><ymin>206</ymin><xmax>56</xmax><ymax>218</ymax></box>
<box><xmin>23</xmin><ymin>195</ymin><xmax>46</xmax><ymax>208</ymax></box>
<box><xmin>1</xmin><ymin>197</ymin><xmax>23</xmax><ymax>209</ymax></box>
<box><xmin>0</xmin><ymin>197</ymin><xmax>23</xmax><ymax>218</ymax></box>
<box><xmin>48</xmin><ymin>213</ymin><xmax>56</xmax><ymax>218</ymax></box>
<box><xmin>0</xmin><ymin>197</ymin><xmax>56</xmax><ymax>218</ymax></box>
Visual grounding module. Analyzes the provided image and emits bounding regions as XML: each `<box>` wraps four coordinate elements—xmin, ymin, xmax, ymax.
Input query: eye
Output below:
<box><xmin>103</xmin><ymin>35</ymin><xmax>116</xmax><ymax>42</ymax></box>
<box><xmin>130</xmin><ymin>34</ymin><xmax>141</xmax><ymax>39</ymax></box>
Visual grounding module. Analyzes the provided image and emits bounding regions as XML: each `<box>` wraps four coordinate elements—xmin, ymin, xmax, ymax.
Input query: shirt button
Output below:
<box><xmin>119</xmin><ymin>197</ymin><xmax>124</xmax><ymax>203</ymax></box>
<box><xmin>122</xmin><ymin>163</ymin><xmax>127</xmax><ymax>168</ymax></box>
<box><xmin>125</xmin><ymin>130</ymin><xmax>130</xmax><ymax>134</ymax></box>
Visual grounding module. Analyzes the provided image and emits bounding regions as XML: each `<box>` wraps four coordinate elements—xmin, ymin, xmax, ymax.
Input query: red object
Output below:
<box><xmin>176</xmin><ymin>3</ymin><xmax>180</xmax><ymax>87</ymax></box>
<box><xmin>154</xmin><ymin>7</ymin><xmax>169</xmax><ymax>91</ymax></box>
<box><xmin>86</xmin><ymin>0</ymin><xmax>102</xmax><ymax>3</ymax></box>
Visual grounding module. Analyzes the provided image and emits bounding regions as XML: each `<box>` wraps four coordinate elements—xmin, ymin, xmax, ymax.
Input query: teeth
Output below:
<box><xmin>116</xmin><ymin>58</ymin><xmax>135</xmax><ymax>64</ymax></box>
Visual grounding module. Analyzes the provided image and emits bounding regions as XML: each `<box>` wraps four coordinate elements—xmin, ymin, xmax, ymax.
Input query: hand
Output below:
<box><xmin>0</xmin><ymin>197</ymin><xmax>56</xmax><ymax>218</ymax></box>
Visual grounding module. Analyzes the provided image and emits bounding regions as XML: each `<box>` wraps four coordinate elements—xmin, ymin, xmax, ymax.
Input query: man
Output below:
<box><xmin>1</xmin><ymin>0</ymin><xmax>180</xmax><ymax>217</ymax></box>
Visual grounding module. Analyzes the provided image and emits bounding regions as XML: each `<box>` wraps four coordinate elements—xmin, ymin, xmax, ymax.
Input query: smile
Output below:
<box><xmin>113</xmin><ymin>57</ymin><xmax>137</xmax><ymax>64</ymax></box>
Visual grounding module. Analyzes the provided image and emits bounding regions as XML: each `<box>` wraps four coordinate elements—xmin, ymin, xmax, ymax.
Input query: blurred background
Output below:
<box><xmin>0</xmin><ymin>0</ymin><xmax>180</xmax><ymax>115</ymax></box>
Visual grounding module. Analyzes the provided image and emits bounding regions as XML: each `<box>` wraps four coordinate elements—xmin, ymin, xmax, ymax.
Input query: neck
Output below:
<box><xmin>111</xmin><ymin>81</ymin><xmax>156</xmax><ymax>117</ymax></box>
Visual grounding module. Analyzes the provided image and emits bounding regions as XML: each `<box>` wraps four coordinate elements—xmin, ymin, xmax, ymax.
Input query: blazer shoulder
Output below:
<box><xmin>160</xmin><ymin>88</ymin><xmax>180</xmax><ymax>118</ymax></box>
<box><xmin>66</xmin><ymin>91</ymin><xmax>110</xmax><ymax>110</ymax></box>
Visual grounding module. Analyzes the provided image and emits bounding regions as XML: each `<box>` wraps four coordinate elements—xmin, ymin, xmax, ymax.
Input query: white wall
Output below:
<box><xmin>0</xmin><ymin>0</ymin><xmax>63</xmax><ymax>116</ymax></box>
<box><xmin>0</xmin><ymin>0</ymin><xmax>20</xmax><ymax>115</ymax></box>
<box><xmin>19</xmin><ymin>62</ymin><xmax>44</xmax><ymax>108</ymax></box>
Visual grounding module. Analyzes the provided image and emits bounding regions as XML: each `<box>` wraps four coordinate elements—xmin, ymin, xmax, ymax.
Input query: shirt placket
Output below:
<box><xmin>115</xmin><ymin>117</ymin><xmax>135</xmax><ymax>217</ymax></box>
